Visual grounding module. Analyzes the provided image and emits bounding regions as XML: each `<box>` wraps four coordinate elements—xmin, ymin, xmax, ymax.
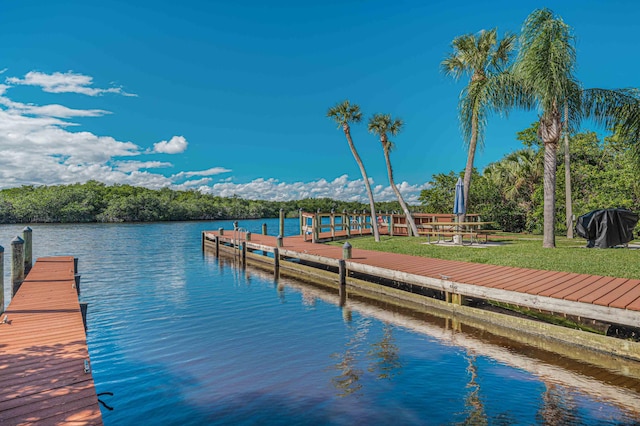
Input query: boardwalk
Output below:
<box><xmin>0</xmin><ymin>257</ymin><xmax>102</xmax><ymax>425</ymax></box>
<box><xmin>205</xmin><ymin>230</ymin><xmax>640</xmax><ymax>331</ymax></box>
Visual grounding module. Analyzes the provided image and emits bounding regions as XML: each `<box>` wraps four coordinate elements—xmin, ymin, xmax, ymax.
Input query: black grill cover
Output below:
<box><xmin>575</xmin><ymin>208</ymin><xmax>639</xmax><ymax>248</ymax></box>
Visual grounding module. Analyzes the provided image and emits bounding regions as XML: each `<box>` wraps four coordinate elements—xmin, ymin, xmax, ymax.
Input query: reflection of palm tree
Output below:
<box><xmin>461</xmin><ymin>353</ymin><xmax>488</xmax><ymax>426</ymax></box>
<box><xmin>367</xmin><ymin>322</ymin><xmax>401</xmax><ymax>380</ymax></box>
<box><xmin>329</xmin><ymin>317</ymin><xmax>370</xmax><ymax>397</ymax></box>
<box><xmin>536</xmin><ymin>383</ymin><xmax>580</xmax><ymax>425</ymax></box>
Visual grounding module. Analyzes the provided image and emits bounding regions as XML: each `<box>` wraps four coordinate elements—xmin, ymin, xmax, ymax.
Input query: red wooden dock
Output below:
<box><xmin>0</xmin><ymin>256</ymin><xmax>102</xmax><ymax>425</ymax></box>
<box><xmin>205</xmin><ymin>231</ymin><xmax>640</xmax><ymax>330</ymax></box>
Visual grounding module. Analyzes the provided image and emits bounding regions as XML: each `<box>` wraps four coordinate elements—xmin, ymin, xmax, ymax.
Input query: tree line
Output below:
<box><xmin>419</xmin><ymin>125</ymin><xmax>640</xmax><ymax>234</ymax></box>
<box><xmin>0</xmin><ymin>180</ymin><xmax>406</xmax><ymax>224</ymax></box>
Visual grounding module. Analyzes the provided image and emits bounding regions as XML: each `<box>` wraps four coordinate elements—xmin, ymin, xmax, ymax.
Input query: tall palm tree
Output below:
<box><xmin>368</xmin><ymin>113</ymin><xmax>419</xmax><ymax>237</ymax></box>
<box><xmin>513</xmin><ymin>8</ymin><xmax>640</xmax><ymax>247</ymax></box>
<box><xmin>327</xmin><ymin>100</ymin><xmax>381</xmax><ymax>242</ymax></box>
<box><xmin>563</xmin><ymin>103</ymin><xmax>574</xmax><ymax>238</ymax></box>
<box><xmin>442</xmin><ymin>28</ymin><xmax>516</xmax><ymax>222</ymax></box>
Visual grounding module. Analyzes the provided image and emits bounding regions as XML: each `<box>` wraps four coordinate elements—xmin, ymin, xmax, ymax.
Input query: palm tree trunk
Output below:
<box><xmin>344</xmin><ymin>126</ymin><xmax>380</xmax><ymax>242</ymax></box>
<box><xmin>461</xmin><ymin>111</ymin><xmax>479</xmax><ymax>223</ymax></box>
<box><xmin>540</xmin><ymin>111</ymin><xmax>561</xmax><ymax>248</ymax></box>
<box><xmin>564</xmin><ymin>103</ymin><xmax>573</xmax><ymax>238</ymax></box>
<box><xmin>384</xmin><ymin>150</ymin><xmax>419</xmax><ymax>236</ymax></box>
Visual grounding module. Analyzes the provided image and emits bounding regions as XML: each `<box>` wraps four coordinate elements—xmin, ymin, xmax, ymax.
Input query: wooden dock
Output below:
<box><xmin>204</xmin><ymin>230</ymin><xmax>640</xmax><ymax>360</ymax></box>
<box><xmin>0</xmin><ymin>256</ymin><xmax>102</xmax><ymax>425</ymax></box>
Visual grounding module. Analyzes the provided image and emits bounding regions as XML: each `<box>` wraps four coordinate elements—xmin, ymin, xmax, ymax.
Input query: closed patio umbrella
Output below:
<box><xmin>454</xmin><ymin>177</ymin><xmax>465</xmax><ymax>217</ymax></box>
<box><xmin>453</xmin><ymin>177</ymin><xmax>465</xmax><ymax>244</ymax></box>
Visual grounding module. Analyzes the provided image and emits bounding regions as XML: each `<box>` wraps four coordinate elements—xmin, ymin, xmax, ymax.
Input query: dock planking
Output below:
<box><xmin>0</xmin><ymin>256</ymin><xmax>102</xmax><ymax>426</ymax></box>
<box><xmin>205</xmin><ymin>230</ymin><xmax>640</xmax><ymax>331</ymax></box>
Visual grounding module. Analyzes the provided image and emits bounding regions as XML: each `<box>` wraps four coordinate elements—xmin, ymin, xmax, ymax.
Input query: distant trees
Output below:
<box><xmin>0</xmin><ymin>182</ymin><xmax>385</xmax><ymax>224</ymax></box>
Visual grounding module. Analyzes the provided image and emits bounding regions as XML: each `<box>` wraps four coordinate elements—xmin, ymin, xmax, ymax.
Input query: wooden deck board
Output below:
<box><xmin>0</xmin><ymin>256</ymin><xmax>102</xmax><ymax>425</ymax></box>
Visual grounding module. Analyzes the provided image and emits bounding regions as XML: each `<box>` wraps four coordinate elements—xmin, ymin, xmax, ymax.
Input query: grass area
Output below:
<box><xmin>330</xmin><ymin>233</ymin><xmax>640</xmax><ymax>279</ymax></box>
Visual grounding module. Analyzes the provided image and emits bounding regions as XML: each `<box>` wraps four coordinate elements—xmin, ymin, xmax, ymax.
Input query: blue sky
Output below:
<box><xmin>1</xmin><ymin>1</ymin><xmax>638</xmax><ymax>204</ymax></box>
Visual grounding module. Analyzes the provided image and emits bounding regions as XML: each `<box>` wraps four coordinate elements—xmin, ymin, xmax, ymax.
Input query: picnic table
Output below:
<box><xmin>417</xmin><ymin>221</ymin><xmax>495</xmax><ymax>245</ymax></box>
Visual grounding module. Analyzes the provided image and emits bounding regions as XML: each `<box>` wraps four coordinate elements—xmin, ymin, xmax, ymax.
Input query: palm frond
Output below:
<box><xmin>327</xmin><ymin>100</ymin><xmax>362</xmax><ymax>128</ymax></box>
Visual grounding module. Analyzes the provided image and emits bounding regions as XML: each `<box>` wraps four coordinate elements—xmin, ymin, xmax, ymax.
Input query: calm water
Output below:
<box><xmin>1</xmin><ymin>219</ymin><xmax>640</xmax><ymax>425</ymax></box>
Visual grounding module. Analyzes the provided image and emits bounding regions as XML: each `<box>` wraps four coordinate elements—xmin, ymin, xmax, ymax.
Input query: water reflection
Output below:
<box><xmin>5</xmin><ymin>220</ymin><xmax>640</xmax><ymax>425</ymax></box>
<box><xmin>329</xmin><ymin>317</ymin><xmax>370</xmax><ymax>397</ymax></box>
<box><xmin>367</xmin><ymin>323</ymin><xmax>401</xmax><ymax>381</ymax></box>
<box><xmin>255</xmin><ymin>263</ymin><xmax>640</xmax><ymax>423</ymax></box>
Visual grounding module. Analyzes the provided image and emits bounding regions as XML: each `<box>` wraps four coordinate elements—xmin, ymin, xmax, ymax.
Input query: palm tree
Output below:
<box><xmin>368</xmin><ymin>113</ymin><xmax>419</xmax><ymax>237</ymax></box>
<box><xmin>513</xmin><ymin>8</ymin><xmax>640</xmax><ymax>247</ymax></box>
<box><xmin>441</xmin><ymin>28</ymin><xmax>516</xmax><ymax>222</ymax></box>
<box><xmin>327</xmin><ymin>100</ymin><xmax>381</xmax><ymax>242</ymax></box>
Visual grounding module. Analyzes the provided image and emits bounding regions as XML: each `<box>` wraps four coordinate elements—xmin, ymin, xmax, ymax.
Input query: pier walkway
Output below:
<box><xmin>0</xmin><ymin>256</ymin><xmax>102</xmax><ymax>425</ymax></box>
<box><xmin>204</xmin><ymin>231</ymin><xmax>640</xmax><ymax>331</ymax></box>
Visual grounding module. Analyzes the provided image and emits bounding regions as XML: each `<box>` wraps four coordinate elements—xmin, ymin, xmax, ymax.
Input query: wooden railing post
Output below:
<box><xmin>22</xmin><ymin>226</ymin><xmax>32</xmax><ymax>274</ymax></box>
<box><xmin>279</xmin><ymin>208</ymin><xmax>285</xmax><ymax>238</ymax></box>
<box><xmin>11</xmin><ymin>236</ymin><xmax>25</xmax><ymax>296</ymax></box>
<box><xmin>299</xmin><ymin>208</ymin><xmax>303</xmax><ymax>235</ymax></box>
<box><xmin>330</xmin><ymin>209</ymin><xmax>336</xmax><ymax>238</ymax></box>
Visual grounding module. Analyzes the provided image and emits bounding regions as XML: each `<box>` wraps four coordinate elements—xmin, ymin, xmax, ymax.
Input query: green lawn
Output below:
<box><xmin>330</xmin><ymin>233</ymin><xmax>640</xmax><ymax>279</ymax></box>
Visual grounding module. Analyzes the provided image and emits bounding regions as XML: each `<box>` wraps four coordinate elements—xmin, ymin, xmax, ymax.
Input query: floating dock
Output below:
<box><xmin>0</xmin><ymin>256</ymin><xmax>102</xmax><ymax>425</ymax></box>
<box><xmin>203</xmin><ymin>229</ymin><xmax>640</xmax><ymax>361</ymax></box>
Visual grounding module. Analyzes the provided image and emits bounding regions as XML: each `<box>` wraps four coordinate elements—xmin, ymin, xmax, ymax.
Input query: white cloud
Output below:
<box><xmin>199</xmin><ymin>175</ymin><xmax>428</xmax><ymax>204</ymax></box>
<box><xmin>152</xmin><ymin>135</ymin><xmax>188</xmax><ymax>154</ymax></box>
<box><xmin>175</xmin><ymin>167</ymin><xmax>232</xmax><ymax>178</ymax></box>
<box><xmin>6</xmin><ymin>71</ymin><xmax>136</xmax><ymax>97</ymax></box>
<box><xmin>115</xmin><ymin>161</ymin><xmax>173</xmax><ymax>173</ymax></box>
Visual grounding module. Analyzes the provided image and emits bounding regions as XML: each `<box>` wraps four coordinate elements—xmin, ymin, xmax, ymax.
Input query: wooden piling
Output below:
<box><xmin>274</xmin><ymin>247</ymin><xmax>280</xmax><ymax>277</ymax></box>
<box><xmin>215</xmin><ymin>236</ymin><xmax>220</xmax><ymax>257</ymax></box>
<box><xmin>11</xmin><ymin>236</ymin><xmax>24</xmax><ymax>297</ymax></box>
<box><xmin>241</xmin><ymin>242</ymin><xmax>247</xmax><ymax>268</ymax></box>
<box><xmin>342</xmin><ymin>242</ymin><xmax>352</xmax><ymax>259</ymax></box>
<box><xmin>74</xmin><ymin>273</ymin><xmax>81</xmax><ymax>295</ymax></box>
<box><xmin>262</xmin><ymin>223</ymin><xmax>267</xmax><ymax>235</ymax></box>
<box><xmin>22</xmin><ymin>226</ymin><xmax>32</xmax><ymax>274</ymax></box>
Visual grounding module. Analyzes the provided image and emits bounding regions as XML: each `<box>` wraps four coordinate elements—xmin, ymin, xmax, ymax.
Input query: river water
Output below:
<box><xmin>1</xmin><ymin>219</ymin><xmax>639</xmax><ymax>425</ymax></box>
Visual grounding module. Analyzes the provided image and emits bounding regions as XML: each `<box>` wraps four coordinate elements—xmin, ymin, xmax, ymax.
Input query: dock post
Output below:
<box><xmin>0</xmin><ymin>245</ymin><xmax>4</xmax><ymax>313</ymax></box>
<box><xmin>338</xmin><ymin>259</ymin><xmax>346</xmax><ymax>286</ymax></box>
<box><xmin>262</xmin><ymin>223</ymin><xmax>267</xmax><ymax>235</ymax></box>
<box><xmin>241</xmin><ymin>242</ymin><xmax>247</xmax><ymax>268</ymax></box>
<box><xmin>299</xmin><ymin>208</ymin><xmax>303</xmax><ymax>235</ymax></box>
<box><xmin>218</xmin><ymin>227</ymin><xmax>224</xmax><ymax>236</ymax></box>
<box><xmin>245</xmin><ymin>231</ymin><xmax>251</xmax><ymax>242</ymax></box>
<box><xmin>233</xmin><ymin>221</ymin><xmax>238</xmax><ymax>230</ymax></box>
<box><xmin>11</xmin><ymin>236</ymin><xmax>25</xmax><ymax>296</ymax></box>
<box><xmin>74</xmin><ymin>257</ymin><xmax>79</xmax><ymax>274</ymax></box>
<box><xmin>201</xmin><ymin>231</ymin><xmax>205</xmax><ymax>251</ymax></box>
<box><xmin>273</xmin><ymin>247</ymin><xmax>280</xmax><ymax>277</ymax></box>
<box><xmin>74</xmin><ymin>273</ymin><xmax>82</xmax><ymax>295</ymax></box>
<box><xmin>338</xmin><ymin>259</ymin><xmax>347</xmax><ymax>306</ymax></box>
<box><xmin>276</xmin><ymin>235</ymin><xmax>283</xmax><ymax>248</ymax></box>
<box><xmin>279</xmin><ymin>208</ymin><xmax>284</xmax><ymax>238</ymax></box>
<box><xmin>342</xmin><ymin>242</ymin><xmax>352</xmax><ymax>260</ymax></box>
<box><xmin>22</xmin><ymin>226</ymin><xmax>32</xmax><ymax>274</ymax></box>
<box><xmin>344</xmin><ymin>209</ymin><xmax>351</xmax><ymax>238</ymax></box>
<box><xmin>214</xmin><ymin>236</ymin><xmax>220</xmax><ymax>257</ymax></box>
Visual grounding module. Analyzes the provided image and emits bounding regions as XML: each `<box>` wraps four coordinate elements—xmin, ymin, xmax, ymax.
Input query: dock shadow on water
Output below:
<box><xmin>3</xmin><ymin>220</ymin><xmax>639</xmax><ymax>425</ymax></box>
